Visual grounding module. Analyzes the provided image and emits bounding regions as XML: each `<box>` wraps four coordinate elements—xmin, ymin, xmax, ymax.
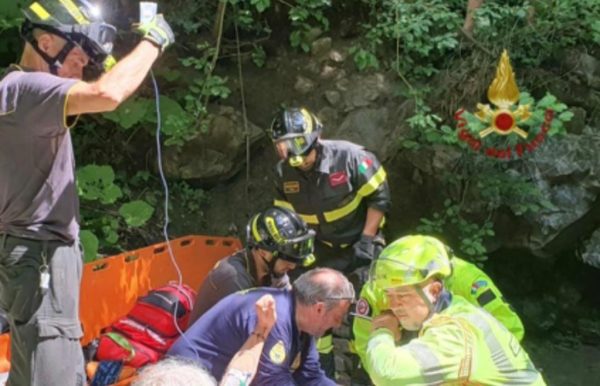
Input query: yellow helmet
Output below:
<box><xmin>369</xmin><ymin>235</ymin><xmax>452</xmax><ymax>291</ymax></box>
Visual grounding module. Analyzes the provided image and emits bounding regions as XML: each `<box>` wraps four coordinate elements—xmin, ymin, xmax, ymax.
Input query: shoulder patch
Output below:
<box><xmin>358</xmin><ymin>157</ymin><xmax>373</xmax><ymax>174</ymax></box>
<box><xmin>355</xmin><ymin>298</ymin><xmax>371</xmax><ymax>317</ymax></box>
<box><xmin>269</xmin><ymin>340</ymin><xmax>287</xmax><ymax>364</ymax></box>
<box><xmin>283</xmin><ymin>181</ymin><xmax>300</xmax><ymax>194</ymax></box>
<box><xmin>470</xmin><ymin>279</ymin><xmax>488</xmax><ymax>295</ymax></box>
<box><xmin>476</xmin><ymin>288</ymin><xmax>497</xmax><ymax>307</ymax></box>
<box><xmin>329</xmin><ymin>171</ymin><xmax>348</xmax><ymax>187</ymax></box>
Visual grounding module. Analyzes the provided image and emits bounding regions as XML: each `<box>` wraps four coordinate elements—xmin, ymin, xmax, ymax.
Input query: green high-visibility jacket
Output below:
<box><xmin>352</xmin><ymin>257</ymin><xmax>525</xmax><ymax>375</ymax></box>
<box><xmin>366</xmin><ymin>296</ymin><xmax>545</xmax><ymax>385</ymax></box>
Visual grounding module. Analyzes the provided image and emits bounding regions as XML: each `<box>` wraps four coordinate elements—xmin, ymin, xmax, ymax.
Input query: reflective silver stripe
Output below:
<box><xmin>463</xmin><ymin>312</ymin><xmax>540</xmax><ymax>384</ymax></box>
<box><xmin>405</xmin><ymin>340</ymin><xmax>446</xmax><ymax>384</ymax></box>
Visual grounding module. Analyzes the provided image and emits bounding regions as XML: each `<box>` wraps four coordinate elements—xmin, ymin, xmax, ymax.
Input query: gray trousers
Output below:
<box><xmin>0</xmin><ymin>234</ymin><xmax>85</xmax><ymax>386</ymax></box>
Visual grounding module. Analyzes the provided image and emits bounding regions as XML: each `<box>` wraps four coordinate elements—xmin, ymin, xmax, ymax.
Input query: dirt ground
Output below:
<box><xmin>526</xmin><ymin>339</ymin><xmax>600</xmax><ymax>385</ymax></box>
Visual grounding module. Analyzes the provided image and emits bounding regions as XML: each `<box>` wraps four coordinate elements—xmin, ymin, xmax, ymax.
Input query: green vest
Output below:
<box><xmin>365</xmin><ymin>296</ymin><xmax>545</xmax><ymax>385</ymax></box>
<box><xmin>445</xmin><ymin>257</ymin><xmax>524</xmax><ymax>341</ymax></box>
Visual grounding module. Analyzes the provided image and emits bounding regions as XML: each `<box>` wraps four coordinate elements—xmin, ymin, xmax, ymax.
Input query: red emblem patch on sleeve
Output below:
<box><xmin>356</xmin><ymin>298</ymin><xmax>370</xmax><ymax>316</ymax></box>
<box><xmin>329</xmin><ymin>171</ymin><xmax>348</xmax><ymax>187</ymax></box>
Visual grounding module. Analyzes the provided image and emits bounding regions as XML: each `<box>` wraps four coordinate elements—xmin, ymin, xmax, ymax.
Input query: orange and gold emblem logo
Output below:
<box><xmin>455</xmin><ymin>50</ymin><xmax>554</xmax><ymax>159</ymax></box>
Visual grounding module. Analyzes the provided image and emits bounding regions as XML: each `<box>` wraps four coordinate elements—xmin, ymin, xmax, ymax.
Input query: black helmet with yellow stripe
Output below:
<box><xmin>270</xmin><ymin>107</ymin><xmax>323</xmax><ymax>167</ymax></box>
<box><xmin>247</xmin><ymin>207</ymin><xmax>316</xmax><ymax>267</ymax></box>
<box><xmin>21</xmin><ymin>0</ymin><xmax>117</xmax><ymax>74</ymax></box>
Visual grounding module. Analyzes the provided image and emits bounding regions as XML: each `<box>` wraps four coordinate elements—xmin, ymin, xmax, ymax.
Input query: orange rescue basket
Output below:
<box><xmin>0</xmin><ymin>235</ymin><xmax>242</xmax><ymax>384</ymax></box>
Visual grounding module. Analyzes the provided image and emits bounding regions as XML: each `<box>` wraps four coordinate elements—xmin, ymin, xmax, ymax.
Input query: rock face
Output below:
<box><xmin>522</xmin><ymin>131</ymin><xmax>600</xmax><ymax>255</ymax></box>
<box><xmin>162</xmin><ymin>106</ymin><xmax>265</xmax><ymax>186</ymax></box>
<box><xmin>179</xmin><ymin>39</ymin><xmax>600</xmax><ymax>269</ymax></box>
<box><xmin>582</xmin><ymin>229</ymin><xmax>600</xmax><ymax>268</ymax></box>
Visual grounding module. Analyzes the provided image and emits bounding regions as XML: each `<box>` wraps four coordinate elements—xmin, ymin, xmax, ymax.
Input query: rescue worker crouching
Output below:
<box><xmin>352</xmin><ymin>235</ymin><xmax>526</xmax><ymax>381</ymax></box>
<box><xmin>189</xmin><ymin>206</ymin><xmax>316</xmax><ymax>324</ymax></box>
<box><xmin>364</xmin><ymin>235</ymin><xmax>545</xmax><ymax>385</ymax></box>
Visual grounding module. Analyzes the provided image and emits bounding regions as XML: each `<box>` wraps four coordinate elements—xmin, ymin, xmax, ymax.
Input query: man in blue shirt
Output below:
<box><xmin>168</xmin><ymin>268</ymin><xmax>354</xmax><ymax>385</ymax></box>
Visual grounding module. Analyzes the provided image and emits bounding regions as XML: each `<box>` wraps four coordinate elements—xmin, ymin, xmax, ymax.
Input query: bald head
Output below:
<box><xmin>293</xmin><ymin>268</ymin><xmax>355</xmax><ymax>310</ymax></box>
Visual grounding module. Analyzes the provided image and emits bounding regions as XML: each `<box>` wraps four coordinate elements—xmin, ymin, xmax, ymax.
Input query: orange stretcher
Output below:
<box><xmin>0</xmin><ymin>234</ymin><xmax>242</xmax><ymax>383</ymax></box>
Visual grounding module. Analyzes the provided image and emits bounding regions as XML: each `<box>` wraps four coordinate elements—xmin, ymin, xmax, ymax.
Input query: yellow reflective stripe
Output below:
<box><xmin>323</xmin><ymin>194</ymin><xmax>362</xmax><ymax>222</ymax></box>
<box><xmin>273</xmin><ymin>199</ymin><xmax>294</xmax><ymax>210</ymax></box>
<box><xmin>59</xmin><ymin>0</ymin><xmax>89</xmax><ymax>25</ymax></box>
<box><xmin>316</xmin><ymin>334</ymin><xmax>334</xmax><ymax>354</ymax></box>
<box><xmin>320</xmin><ymin>240</ymin><xmax>349</xmax><ymax>248</ymax></box>
<box><xmin>251</xmin><ymin>215</ymin><xmax>262</xmax><ymax>243</ymax></box>
<box><xmin>358</xmin><ymin>167</ymin><xmax>387</xmax><ymax>197</ymax></box>
<box><xmin>323</xmin><ymin>167</ymin><xmax>386</xmax><ymax>223</ymax></box>
<box><xmin>299</xmin><ymin>213</ymin><xmax>318</xmax><ymax>225</ymax></box>
<box><xmin>273</xmin><ymin>199</ymin><xmax>318</xmax><ymax>224</ymax></box>
<box><xmin>29</xmin><ymin>3</ymin><xmax>51</xmax><ymax>20</ymax></box>
<box><xmin>64</xmin><ymin>82</ymin><xmax>80</xmax><ymax>129</ymax></box>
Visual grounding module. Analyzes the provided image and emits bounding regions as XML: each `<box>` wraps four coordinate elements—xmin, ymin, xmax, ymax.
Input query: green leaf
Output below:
<box><xmin>250</xmin><ymin>0</ymin><xmax>270</xmax><ymax>13</ymax></box>
<box><xmin>101</xmin><ymin>184</ymin><xmax>123</xmax><ymax>205</ymax></box>
<box><xmin>558</xmin><ymin>111</ymin><xmax>574</xmax><ymax>122</ymax></box>
<box><xmin>79</xmin><ymin>230</ymin><xmax>99</xmax><ymax>263</ymax></box>
<box><xmin>77</xmin><ymin>165</ymin><xmax>123</xmax><ymax>203</ymax></box>
<box><xmin>538</xmin><ymin>93</ymin><xmax>557</xmax><ymax>109</ymax></box>
<box><xmin>103</xmin><ymin>227</ymin><xmax>119</xmax><ymax>244</ymax></box>
<box><xmin>119</xmin><ymin>200</ymin><xmax>155</xmax><ymax>227</ymax></box>
<box><xmin>103</xmin><ymin>98</ymin><xmax>151</xmax><ymax>130</ymax></box>
<box><xmin>251</xmin><ymin>45</ymin><xmax>266</xmax><ymax>68</ymax></box>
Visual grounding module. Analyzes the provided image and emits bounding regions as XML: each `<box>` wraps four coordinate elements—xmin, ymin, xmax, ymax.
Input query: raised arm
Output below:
<box><xmin>66</xmin><ymin>15</ymin><xmax>174</xmax><ymax>115</ymax></box>
<box><xmin>220</xmin><ymin>294</ymin><xmax>277</xmax><ymax>386</ymax></box>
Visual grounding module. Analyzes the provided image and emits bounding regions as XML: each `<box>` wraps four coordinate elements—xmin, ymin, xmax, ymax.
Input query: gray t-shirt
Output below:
<box><xmin>0</xmin><ymin>66</ymin><xmax>79</xmax><ymax>242</ymax></box>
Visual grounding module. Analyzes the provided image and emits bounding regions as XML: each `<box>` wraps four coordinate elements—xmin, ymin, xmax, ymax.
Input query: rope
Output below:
<box><xmin>233</xmin><ymin>6</ymin><xmax>251</xmax><ymax>217</ymax></box>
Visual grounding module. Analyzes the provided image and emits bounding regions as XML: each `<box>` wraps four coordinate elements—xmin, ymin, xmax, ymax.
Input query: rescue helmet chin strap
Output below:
<box><xmin>288</xmin><ymin>140</ymin><xmax>320</xmax><ymax>168</ymax></box>
<box><xmin>263</xmin><ymin>251</ymin><xmax>279</xmax><ymax>275</ymax></box>
<box><xmin>21</xmin><ymin>23</ymin><xmax>76</xmax><ymax>75</ymax></box>
<box><xmin>414</xmin><ymin>283</ymin><xmax>436</xmax><ymax>320</ymax></box>
<box><xmin>252</xmin><ymin>247</ymin><xmax>279</xmax><ymax>279</ymax></box>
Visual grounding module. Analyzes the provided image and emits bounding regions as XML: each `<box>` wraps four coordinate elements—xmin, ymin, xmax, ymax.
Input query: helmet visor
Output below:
<box><xmin>275</xmin><ymin>135</ymin><xmax>314</xmax><ymax>156</ymax></box>
<box><xmin>368</xmin><ymin>258</ymin><xmax>427</xmax><ymax>291</ymax></box>
<box><xmin>70</xmin><ymin>22</ymin><xmax>116</xmax><ymax>66</ymax></box>
<box><xmin>276</xmin><ymin>229</ymin><xmax>316</xmax><ymax>261</ymax></box>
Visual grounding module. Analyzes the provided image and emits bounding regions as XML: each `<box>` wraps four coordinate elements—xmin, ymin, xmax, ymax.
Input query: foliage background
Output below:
<box><xmin>1</xmin><ymin>1</ymin><xmax>600</xmax><ymax>360</ymax></box>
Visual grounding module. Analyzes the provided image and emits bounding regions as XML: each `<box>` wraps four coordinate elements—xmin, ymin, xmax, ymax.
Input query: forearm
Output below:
<box><xmin>66</xmin><ymin>40</ymin><xmax>160</xmax><ymax>115</ymax></box>
<box><xmin>366</xmin><ymin>330</ymin><xmax>423</xmax><ymax>385</ymax></box>
<box><xmin>220</xmin><ymin>332</ymin><xmax>266</xmax><ymax>386</ymax></box>
<box><xmin>94</xmin><ymin>41</ymin><xmax>160</xmax><ymax>105</ymax></box>
<box><xmin>362</xmin><ymin>207</ymin><xmax>384</xmax><ymax>236</ymax></box>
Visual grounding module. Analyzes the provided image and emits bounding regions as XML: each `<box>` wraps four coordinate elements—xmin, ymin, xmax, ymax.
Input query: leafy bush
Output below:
<box><xmin>77</xmin><ymin>165</ymin><xmax>155</xmax><ymax>262</ymax></box>
<box><xmin>473</xmin><ymin>0</ymin><xmax>600</xmax><ymax>67</ymax></box>
<box><xmin>417</xmin><ymin>199</ymin><xmax>494</xmax><ymax>263</ymax></box>
<box><xmin>352</xmin><ymin>0</ymin><xmax>461</xmax><ymax>76</ymax></box>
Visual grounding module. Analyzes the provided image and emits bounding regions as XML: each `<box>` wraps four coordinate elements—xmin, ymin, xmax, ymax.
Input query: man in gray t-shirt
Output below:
<box><xmin>0</xmin><ymin>1</ymin><xmax>174</xmax><ymax>385</ymax></box>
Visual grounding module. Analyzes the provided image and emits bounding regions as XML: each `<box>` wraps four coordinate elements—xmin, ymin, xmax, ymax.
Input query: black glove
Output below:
<box><xmin>135</xmin><ymin>14</ymin><xmax>175</xmax><ymax>52</ymax></box>
<box><xmin>353</xmin><ymin>234</ymin><xmax>376</xmax><ymax>262</ymax></box>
